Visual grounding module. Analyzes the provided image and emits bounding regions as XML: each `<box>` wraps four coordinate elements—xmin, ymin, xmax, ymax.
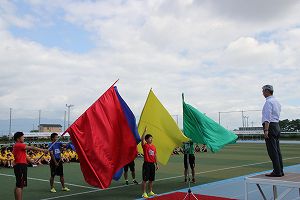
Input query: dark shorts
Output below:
<box><xmin>50</xmin><ymin>159</ymin><xmax>64</xmax><ymax>177</ymax></box>
<box><xmin>14</xmin><ymin>164</ymin><xmax>28</xmax><ymax>188</ymax></box>
<box><xmin>124</xmin><ymin>161</ymin><xmax>135</xmax><ymax>172</ymax></box>
<box><xmin>184</xmin><ymin>154</ymin><xmax>195</xmax><ymax>169</ymax></box>
<box><xmin>142</xmin><ymin>162</ymin><xmax>155</xmax><ymax>182</ymax></box>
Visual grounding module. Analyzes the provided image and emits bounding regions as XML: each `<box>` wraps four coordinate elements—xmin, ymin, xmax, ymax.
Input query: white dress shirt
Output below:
<box><xmin>262</xmin><ymin>96</ymin><xmax>281</xmax><ymax>124</ymax></box>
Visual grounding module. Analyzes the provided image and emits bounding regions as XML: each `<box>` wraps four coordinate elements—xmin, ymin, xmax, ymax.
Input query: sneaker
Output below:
<box><xmin>133</xmin><ymin>180</ymin><xmax>138</xmax><ymax>185</ymax></box>
<box><xmin>62</xmin><ymin>187</ymin><xmax>70</xmax><ymax>192</ymax></box>
<box><xmin>148</xmin><ymin>191</ymin><xmax>157</xmax><ymax>196</ymax></box>
<box><xmin>125</xmin><ymin>180</ymin><xmax>129</xmax><ymax>185</ymax></box>
<box><xmin>50</xmin><ymin>188</ymin><xmax>56</xmax><ymax>193</ymax></box>
<box><xmin>142</xmin><ymin>192</ymin><xmax>149</xmax><ymax>198</ymax></box>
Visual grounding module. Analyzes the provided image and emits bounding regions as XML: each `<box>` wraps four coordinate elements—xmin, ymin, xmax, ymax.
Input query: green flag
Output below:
<box><xmin>183</xmin><ymin>94</ymin><xmax>238</xmax><ymax>152</ymax></box>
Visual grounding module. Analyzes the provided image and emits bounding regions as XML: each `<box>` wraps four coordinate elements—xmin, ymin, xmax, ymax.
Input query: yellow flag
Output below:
<box><xmin>138</xmin><ymin>89</ymin><xmax>188</xmax><ymax>165</ymax></box>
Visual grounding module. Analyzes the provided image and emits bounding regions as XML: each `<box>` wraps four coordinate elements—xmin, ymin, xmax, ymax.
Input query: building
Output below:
<box><xmin>233</xmin><ymin>127</ymin><xmax>263</xmax><ymax>135</ymax></box>
<box><xmin>38</xmin><ymin>124</ymin><xmax>62</xmax><ymax>132</ymax></box>
<box><xmin>22</xmin><ymin>132</ymin><xmax>69</xmax><ymax>139</ymax></box>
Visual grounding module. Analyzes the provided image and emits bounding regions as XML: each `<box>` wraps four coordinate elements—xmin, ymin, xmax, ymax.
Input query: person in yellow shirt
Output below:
<box><xmin>0</xmin><ymin>152</ymin><xmax>6</xmax><ymax>167</ymax></box>
<box><xmin>42</xmin><ymin>152</ymin><xmax>51</xmax><ymax>164</ymax></box>
<box><xmin>68</xmin><ymin>150</ymin><xmax>76</xmax><ymax>162</ymax></box>
<box><xmin>60</xmin><ymin>151</ymin><xmax>69</xmax><ymax>163</ymax></box>
<box><xmin>6</xmin><ymin>151</ymin><xmax>14</xmax><ymax>168</ymax></box>
<box><xmin>1</xmin><ymin>150</ymin><xmax>8</xmax><ymax>167</ymax></box>
<box><xmin>27</xmin><ymin>151</ymin><xmax>38</xmax><ymax>167</ymax></box>
<box><xmin>74</xmin><ymin>152</ymin><xmax>79</xmax><ymax>162</ymax></box>
<box><xmin>63</xmin><ymin>150</ymin><xmax>70</xmax><ymax>163</ymax></box>
<box><xmin>34</xmin><ymin>151</ymin><xmax>43</xmax><ymax>165</ymax></box>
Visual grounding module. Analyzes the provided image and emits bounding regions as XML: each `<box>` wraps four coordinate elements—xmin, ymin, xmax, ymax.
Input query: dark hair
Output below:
<box><xmin>269</xmin><ymin>90</ymin><xmax>273</xmax><ymax>95</ymax></box>
<box><xmin>14</xmin><ymin>132</ymin><xmax>24</xmax><ymax>141</ymax></box>
<box><xmin>50</xmin><ymin>132</ymin><xmax>58</xmax><ymax>140</ymax></box>
<box><xmin>145</xmin><ymin>134</ymin><xmax>153</xmax><ymax>140</ymax></box>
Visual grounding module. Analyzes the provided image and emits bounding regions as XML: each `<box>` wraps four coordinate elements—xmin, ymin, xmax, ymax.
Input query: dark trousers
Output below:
<box><xmin>264</xmin><ymin>122</ymin><xmax>284</xmax><ymax>175</ymax></box>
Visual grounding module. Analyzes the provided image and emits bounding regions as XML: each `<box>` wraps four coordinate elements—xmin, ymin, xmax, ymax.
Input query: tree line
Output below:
<box><xmin>279</xmin><ymin>119</ymin><xmax>300</xmax><ymax>132</ymax></box>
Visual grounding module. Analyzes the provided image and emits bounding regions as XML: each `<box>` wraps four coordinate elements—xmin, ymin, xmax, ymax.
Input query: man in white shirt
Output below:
<box><xmin>262</xmin><ymin>85</ymin><xmax>284</xmax><ymax>177</ymax></box>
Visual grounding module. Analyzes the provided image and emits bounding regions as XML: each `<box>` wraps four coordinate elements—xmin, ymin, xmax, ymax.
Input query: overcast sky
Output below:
<box><xmin>0</xmin><ymin>0</ymin><xmax>300</xmax><ymax>132</ymax></box>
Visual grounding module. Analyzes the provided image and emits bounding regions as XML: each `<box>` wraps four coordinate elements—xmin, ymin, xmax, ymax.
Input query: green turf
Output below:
<box><xmin>0</xmin><ymin>143</ymin><xmax>299</xmax><ymax>200</ymax></box>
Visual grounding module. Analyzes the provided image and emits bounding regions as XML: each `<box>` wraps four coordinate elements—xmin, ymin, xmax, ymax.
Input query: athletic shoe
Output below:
<box><xmin>133</xmin><ymin>180</ymin><xmax>138</xmax><ymax>185</ymax></box>
<box><xmin>142</xmin><ymin>192</ymin><xmax>149</xmax><ymax>198</ymax></box>
<box><xmin>148</xmin><ymin>191</ymin><xmax>157</xmax><ymax>196</ymax></box>
<box><xmin>50</xmin><ymin>188</ymin><xmax>56</xmax><ymax>193</ymax></box>
<box><xmin>62</xmin><ymin>187</ymin><xmax>70</xmax><ymax>191</ymax></box>
<box><xmin>125</xmin><ymin>180</ymin><xmax>129</xmax><ymax>185</ymax></box>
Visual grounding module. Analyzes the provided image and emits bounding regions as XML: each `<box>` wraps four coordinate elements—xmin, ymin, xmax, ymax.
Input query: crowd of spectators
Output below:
<box><xmin>172</xmin><ymin>144</ymin><xmax>207</xmax><ymax>155</ymax></box>
<box><xmin>0</xmin><ymin>143</ymin><xmax>78</xmax><ymax>168</ymax></box>
<box><xmin>1</xmin><ymin>142</ymin><xmax>206</xmax><ymax>167</ymax></box>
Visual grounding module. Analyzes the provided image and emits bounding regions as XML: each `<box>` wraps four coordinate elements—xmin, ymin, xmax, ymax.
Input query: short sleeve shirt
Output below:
<box><xmin>49</xmin><ymin>142</ymin><xmax>63</xmax><ymax>160</ymax></box>
<box><xmin>182</xmin><ymin>141</ymin><xmax>195</xmax><ymax>155</ymax></box>
<box><xmin>13</xmin><ymin>143</ymin><xmax>27</xmax><ymax>164</ymax></box>
<box><xmin>142</xmin><ymin>143</ymin><xmax>156</xmax><ymax>163</ymax></box>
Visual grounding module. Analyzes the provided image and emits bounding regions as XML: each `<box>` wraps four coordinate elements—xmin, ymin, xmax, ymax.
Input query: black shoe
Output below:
<box><xmin>265</xmin><ymin>172</ymin><xmax>282</xmax><ymax>177</ymax></box>
<box><xmin>133</xmin><ymin>180</ymin><xmax>138</xmax><ymax>185</ymax></box>
<box><xmin>125</xmin><ymin>180</ymin><xmax>129</xmax><ymax>185</ymax></box>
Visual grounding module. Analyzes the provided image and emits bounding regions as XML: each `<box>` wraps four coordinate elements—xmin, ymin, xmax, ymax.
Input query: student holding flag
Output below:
<box><xmin>13</xmin><ymin>132</ymin><xmax>48</xmax><ymax>200</ymax></box>
<box><xmin>182</xmin><ymin>140</ymin><xmax>196</xmax><ymax>183</ymax></box>
<box><xmin>49</xmin><ymin>133</ymin><xmax>70</xmax><ymax>193</ymax></box>
<box><xmin>124</xmin><ymin>160</ymin><xmax>139</xmax><ymax>185</ymax></box>
<box><xmin>141</xmin><ymin>127</ymin><xmax>159</xmax><ymax>199</ymax></box>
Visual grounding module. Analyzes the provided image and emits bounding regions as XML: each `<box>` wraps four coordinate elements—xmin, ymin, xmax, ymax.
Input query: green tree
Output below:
<box><xmin>280</xmin><ymin>119</ymin><xmax>300</xmax><ymax>132</ymax></box>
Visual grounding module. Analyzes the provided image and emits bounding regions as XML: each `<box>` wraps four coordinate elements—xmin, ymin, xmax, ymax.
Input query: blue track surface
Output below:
<box><xmin>137</xmin><ymin>164</ymin><xmax>300</xmax><ymax>200</ymax></box>
<box><xmin>181</xmin><ymin>164</ymin><xmax>300</xmax><ymax>199</ymax></box>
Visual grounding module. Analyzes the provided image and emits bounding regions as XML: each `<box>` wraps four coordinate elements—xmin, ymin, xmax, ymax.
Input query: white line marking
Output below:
<box><xmin>38</xmin><ymin>156</ymin><xmax>300</xmax><ymax>200</ymax></box>
<box><xmin>40</xmin><ymin>189</ymin><xmax>100</xmax><ymax>200</ymax></box>
<box><xmin>40</xmin><ymin>184</ymin><xmax>136</xmax><ymax>200</ymax></box>
<box><xmin>1</xmin><ymin>156</ymin><xmax>299</xmax><ymax>199</ymax></box>
<box><xmin>0</xmin><ymin>173</ymin><xmax>95</xmax><ymax>189</ymax></box>
<box><xmin>156</xmin><ymin>156</ymin><xmax>300</xmax><ymax>182</ymax></box>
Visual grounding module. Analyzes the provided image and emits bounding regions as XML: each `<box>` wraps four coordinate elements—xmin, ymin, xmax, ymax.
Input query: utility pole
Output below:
<box><xmin>246</xmin><ymin>116</ymin><xmax>249</xmax><ymax>127</ymax></box>
<box><xmin>241</xmin><ymin>110</ymin><xmax>244</xmax><ymax>127</ymax></box>
<box><xmin>66</xmin><ymin>104</ymin><xmax>74</xmax><ymax>128</ymax></box>
<box><xmin>9</xmin><ymin>108</ymin><xmax>12</xmax><ymax>138</ymax></box>
<box><xmin>218</xmin><ymin>109</ymin><xmax>260</xmax><ymax>129</ymax></box>
<box><xmin>38</xmin><ymin>110</ymin><xmax>41</xmax><ymax>132</ymax></box>
<box><xmin>63</xmin><ymin>110</ymin><xmax>67</xmax><ymax>131</ymax></box>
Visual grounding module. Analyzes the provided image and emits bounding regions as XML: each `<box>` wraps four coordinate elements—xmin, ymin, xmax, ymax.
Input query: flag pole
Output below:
<box><xmin>181</xmin><ymin>92</ymin><xmax>198</xmax><ymax>199</ymax></box>
<box><xmin>35</xmin><ymin>131</ymin><xmax>68</xmax><ymax>163</ymax></box>
<box><xmin>111</xmin><ymin>79</ymin><xmax>119</xmax><ymax>88</ymax></box>
<box><xmin>137</xmin><ymin>88</ymin><xmax>152</xmax><ymax>128</ymax></box>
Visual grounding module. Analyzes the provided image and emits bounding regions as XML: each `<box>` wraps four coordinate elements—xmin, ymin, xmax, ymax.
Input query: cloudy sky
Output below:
<box><xmin>0</xmin><ymin>0</ymin><xmax>300</xmax><ymax>132</ymax></box>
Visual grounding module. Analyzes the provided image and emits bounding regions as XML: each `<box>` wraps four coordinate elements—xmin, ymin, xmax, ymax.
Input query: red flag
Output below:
<box><xmin>67</xmin><ymin>86</ymin><xmax>138</xmax><ymax>189</ymax></box>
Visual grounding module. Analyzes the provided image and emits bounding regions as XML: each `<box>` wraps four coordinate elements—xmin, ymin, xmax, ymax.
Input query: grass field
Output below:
<box><xmin>1</xmin><ymin>143</ymin><xmax>300</xmax><ymax>200</ymax></box>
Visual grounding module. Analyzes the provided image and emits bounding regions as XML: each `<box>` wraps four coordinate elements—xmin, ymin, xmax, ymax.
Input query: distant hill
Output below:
<box><xmin>0</xmin><ymin>118</ymin><xmax>64</xmax><ymax>136</ymax></box>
